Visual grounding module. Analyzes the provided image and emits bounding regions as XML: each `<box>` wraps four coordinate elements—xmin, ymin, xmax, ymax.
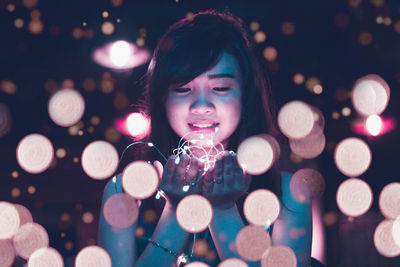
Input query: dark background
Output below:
<box><xmin>0</xmin><ymin>0</ymin><xmax>399</xmax><ymax>266</ymax></box>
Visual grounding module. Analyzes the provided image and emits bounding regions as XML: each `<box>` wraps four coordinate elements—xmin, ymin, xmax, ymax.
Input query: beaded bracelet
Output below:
<box><xmin>147</xmin><ymin>238</ymin><xmax>191</xmax><ymax>264</ymax></box>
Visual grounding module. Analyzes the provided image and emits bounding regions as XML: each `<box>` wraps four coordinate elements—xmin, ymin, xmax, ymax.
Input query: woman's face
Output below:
<box><xmin>165</xmin><ymin>52</ymin><xmax>242</xmax><ymax>150</ymax></box>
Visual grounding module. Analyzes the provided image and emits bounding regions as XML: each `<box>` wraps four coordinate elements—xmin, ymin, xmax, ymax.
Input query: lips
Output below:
<box><xmin>188</xmin><ymin>122</ymin><xmax>219</xmax><ymax>132</ymax></box>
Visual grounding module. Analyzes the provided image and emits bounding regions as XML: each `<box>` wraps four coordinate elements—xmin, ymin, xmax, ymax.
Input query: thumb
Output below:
<box><xmin>153</xmin><ymin>160</ymin><xmax>163</xmax><ymax>180</ymax></box>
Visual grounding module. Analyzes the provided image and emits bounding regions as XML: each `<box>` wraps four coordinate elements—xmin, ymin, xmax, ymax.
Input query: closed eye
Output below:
<box><xmin>172</xmin><ymin>87</ymin><xmax>191</xmax><ymax>93</ymax></box>
<box><xmin>213</xmin><ymin>87</ymin><xmax>231</xmax><ymax>92</ymax></box>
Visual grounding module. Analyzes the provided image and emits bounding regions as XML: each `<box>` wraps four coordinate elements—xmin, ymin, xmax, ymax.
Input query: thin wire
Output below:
<box><xmin>113</xmin><ymin>141</ymin><xmax>168</xmax><ymax>193</ymax></box>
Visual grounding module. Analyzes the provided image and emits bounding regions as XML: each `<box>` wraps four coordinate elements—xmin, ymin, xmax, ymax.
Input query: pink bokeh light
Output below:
<box><xmin>115</xmin><ymin>112</ymin><xmax>151</xmax><ymax>139</ymax></box>
<box><xmin>92</xmin><ymin>40</ymin><xmax>151</xmax><ymax>71</ymax></box>
<box><xmin>352</xmin><ymin>116</ymin><xmax>395</xmax><ymax>137</ymax></box>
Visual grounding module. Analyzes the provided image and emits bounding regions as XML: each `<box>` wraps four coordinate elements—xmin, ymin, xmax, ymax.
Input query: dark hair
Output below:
<box><xmin>139</xmin><ymin>10</ymin><xmax>281</xmax><ymax>198</ymax></box>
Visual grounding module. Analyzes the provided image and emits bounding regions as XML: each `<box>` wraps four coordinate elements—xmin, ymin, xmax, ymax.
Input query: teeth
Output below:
<box><xmin>191</xmin><ymin>123</ymin><xmax>217</xmax><ymax>128</ymax></box>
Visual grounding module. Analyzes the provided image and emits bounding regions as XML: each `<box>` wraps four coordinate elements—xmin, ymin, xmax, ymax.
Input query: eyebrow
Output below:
<box><xmin>207</xmin><ymin>73</ymin><xmax>236</xmax><ymax>79</ymax></box>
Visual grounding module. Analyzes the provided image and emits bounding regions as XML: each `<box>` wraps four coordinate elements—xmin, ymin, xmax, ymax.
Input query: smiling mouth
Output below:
<box><xmin>188</xmin><ymin>123</ymin><xmax>220</xmax><ymax>132</ymax></box>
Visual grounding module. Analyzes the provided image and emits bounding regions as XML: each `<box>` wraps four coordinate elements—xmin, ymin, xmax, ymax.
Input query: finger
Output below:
<box><xmin>215</xmin><ymin>153</ymin><xmax>225</xmax><ymax>184</ymax></box>
<box><xmin>202</xmin><ymin>167</ymin><xmax>214</xmax><ymax>195</ymax></box>
<box><xmin>185</xmin><ymin>157</ymin><xmax>199</xmax><ymax>184</ymax></box>
<box><xmin>175</xmin><ymin>153</ymin><xmax>190</xmax><ymax>183</ymax></box>
<box><xmin>223</xmin><ymin>151</ymin><xmax>234</xmax><ymax>187</ymax></box>
<box><xmin>231</xmin><ymin>152</ymin><xmax>245</xmax><ymax>187</ymax></box>
<box><xmin>161</xmin><ymin>155</ymin><xmax>176</xmax><ymax>185</ymax></box>
<box><xmin>153</xmin><ymin>160</ymin><xmax>163</xmax><ymax>180</ymax></box>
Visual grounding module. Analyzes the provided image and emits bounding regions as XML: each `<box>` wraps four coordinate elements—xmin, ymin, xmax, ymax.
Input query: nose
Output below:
<box><xmin>189</xmin><ymin>92</ymin><xmax>215</xmax><ymax>115</ymax></box>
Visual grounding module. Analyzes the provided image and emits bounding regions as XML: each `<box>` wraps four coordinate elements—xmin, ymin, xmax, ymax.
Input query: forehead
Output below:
<box><xmin>202</xmin><ymin>52</ymin><xmax>241</xmax><ymax>80</ymax></box>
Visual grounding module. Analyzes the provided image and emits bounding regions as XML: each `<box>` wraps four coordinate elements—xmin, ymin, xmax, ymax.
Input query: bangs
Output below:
<box><xmin>155</xmin><ymin>28</ymin><xmax>225</xmax><ymax>89</ymax></box>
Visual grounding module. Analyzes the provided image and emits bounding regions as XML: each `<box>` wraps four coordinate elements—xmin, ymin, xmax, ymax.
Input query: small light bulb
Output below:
<box><xmin>182</xmin><ymin>185</ymin><xmax>190</xmax><ymax>192</ymax></box>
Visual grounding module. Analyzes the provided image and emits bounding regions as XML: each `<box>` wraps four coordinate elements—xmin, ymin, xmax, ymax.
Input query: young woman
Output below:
<box><xmin>99</xmin><ymin>10</ymin><xmax>312</xmax><ymax>267</ymax></box>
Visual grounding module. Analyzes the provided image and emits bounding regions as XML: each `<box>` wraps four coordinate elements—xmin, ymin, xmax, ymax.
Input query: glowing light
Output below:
<box><xmin>185</xmin><ymin>262</ymin><xmax>210</xmax><ymax>267</ymax></box>
<box><xmin>263</xmin><ymin>46</ymin><xmax>277</xmax><ymax>62</ymax></box>
<box><xmin>334</xmin><ymin>137</ymin><xmax>371</xmax><ymax>177</ymax></box>
<box><xmin>250</xmin><ymin>21</ymin><xmax>260</xmax><ymax>32</ymax></box>
<box><xmin>110</xmin><ymin>0</ymin><xmax>123</xmax><ymax>7</ymax></box>
<box><xmin>237</xmin><ymin>134</ymin><xmax>279</xmax><ymax>175</ymax></box>
<box><xmin>352</xmin><ymin>116</ymin><xmax>395</xmax><ymax>136</ymax></box>
<box><xmin>281</xmin><ymin>21</ymin><xmax>295</xmax><ymax>35</ymax></box>
<box><xmin>90</xmin><ymin>115</ymin><xmax>100</xmax><ymax>126</ymax></box>
<box><xmin>323</xmin><ymin>211</ymin><xmax>338</xmax><ymax>227</ymax></box>
<box><xmin>23</xmin><ymin>184</ymin><xmax>38</xmax><ymax>198</ymax></box>
<box><xmin>293</xmin><ymin>73</ymin><xmax>305</xmax><ymax>85</ymax></box>
<box><xmin>56</xmin><ymin>148</ymin><xmax>66</xmax><ymax>159</ymax></box>
<box><xmin>48</xmin><ymin>89</ymin><xmax>85</xmax><ymax>127</ymax></box>
<box><xmin>75</xmin><ymin>246</ymin><xmax>112</xmax><ymax>267</ymax></box>
<box><xmin>28</xmin><ymin>19</ymin><xmax>44</xmax><ymax>35</ymax></box>
<box><xmin>218</xmin><ymin>258</ymin><xmax>249</xmax><ymax>267</ymax></box>
<box><xmin>393</xmin><ymin>216</ymin><xmax>400</xmax><ymax>248</ymax></box>
<box><xmin>289</xmin><ymin>133</ymin><xmax>326</xmax><ymax>159</ymax></box>
<box><xmin>72</xmin><ymin>27</ymin><xmax>84</xmax><ymax>39</ymax></box>
<box><xmin>93</xmin><ymin>40</ymin><xmax>151</xmax><ymax>70</ymax></box>
<box><xmin>11</xmin><ymin>188</ymin><xmax>21</xmax><ymax>198</ymax></box>
<box><xmin>85</xmin><ymin>28</ymin><xmax>95</xmax><ymax>39</ymax></box>
<box><xmin>13</xmin><ymin>204</ymin><xmax>33</xmax><ymax>226</ymax></box>
<box><xmin>278</xmin><ymin>100</ymin><xmax>315</xmax><ymax>139</ymax></box>
<box><xmin>365</xmin><ymin>115</ymin><xmax>383</xmax><ymax>136</ymax></box>
<box><xmin>31</xmin><ymin>9</ymin><xmax>41</xmax><ymax>19</ymax></box>
<box><xmin>28</xmin><ymin>247</ymin><xmax>64</xmax><ymax>267</ymax></box>
<box><xmin>341</xmin><ymin>107</ymin><xmax>351</xmax><ymax>117</ymax></box>
<box><xmin>126</xmin><ymin>112</ymin><xmax>151</xmax><ymax>138</ymax></box>
<box><xmin>394</xmin><ymin>20</ymin><xmax>400</xmax><ymax>34</ymax></box>
<box><xmin>379</xmin><ymin>183</ymin><xmax>400</xmax><ymax>220</ymax></box>
<box><xmin>0</xmin><ymin>240</ymin><xmax>15</xmax><ymax>267</ymax></box>
<box><xmin>7</xmin><ymin>4</ymin><xmax>16</xmax><ymax>12</ymax></box>
<box><xmin>336</xmin><ymin>178</ymin><xmax>373</xmax><ymax>217</ymax></box>
<box><xmin>81</xmin><ymin>140</ymin><xmax>119</xmax><ymax>180</ymax></box>
<box><xmin>313</xmin><ymin>84</ymin><xmax>323</xmax><ymax>94</ymax></box>
<box><xmin>102</xmin><ymin>11</ymin><xmax>109</xmax><ymax>18</ymax></box>
<box><xmin>383</xmin><ymin>17</ymin><xmax>392</xmax><ymax>26</ymax></box>
<box><xmin>352</xmin><ymin>74</ymin><xmax>390</xmax><ymax>116</ymax></box>
<box><xmin>254</xmin><ymin>31</ymin><xmax>266</xmax><ymax>43</ymax></box>
<box><xmin>0</xmin><ymin>103</ymin><xmax>12</xmax><ymax>138</ymax></box>
<box><xmin>358</xmin><ymin>31</ymin><xmax>373</xmax><ymax>46</ymax></box>
<box><xmin>193</xmin><ymin>239</ymin><xmax>209</xmax><ymax>257</ymax></box>
<box><xmin>332</xmin><ymin>112</ymin><xmax>340</xmax><ymax>120</ymax></box>
<box><xmin>13</xmin><ymin>222</ymin><xmax>49</xmax><ymax>259</ymax></box>
<box><xmin>261</xmin><ymin>245</ymin><xmax>297</xmax><ymax>267</ymax></box>
<box><xmin>143</xmin><ymin>209</ymin><xmax>157</xmax><ymax>223</ymax></box>
<box><xmin>22</xmin><ymin>0</ymin><xmax>38</xmax><ymax>9</ymax></box>
<box><xmin>173</xmin><ymin>131</ymin><xmax>224</xmax><ymax>172</ymax></box>
<box><xmin>374</xmin><ymin>220</ymin><xmax>400</xmax><ymax>258</ymax></box>
<box><xmin>122</xmin><ymin>161</ymin><xmax>159</xmax><ymax>200</ymax></box>
<box><xmin>101</xmin><ymin>21</ymin><xmax>114</xmax><ymax>35</ymax></box>
<box><xmin>103</xmin><ymin>193</ymin><xmax>138</xmax><ymax>228</ymax></box>
<box><xmin>64</xmin><ymin>241</ymin><xmax>73</xmax><ymax>251</ymax></box>
<box><xmin>370</xmin><ymin>0</ymin><xmax>385</xmax><ymax>8</ymax></box>
<box><xmin>17</xmin><ymin>134</ymin><xmax>54</xmax><ymax>174</ymax></box>
<box><xmin>176</xmin><ymin>195</ymin><xmax>213</xmax><ymax>233</ymax></box>
<box><xmin>136</xmin><ymin>37</ymin><xmax>145</xmax><ymax>47</ymax></box>
<box><xmin>82</xmin><ymin>212</ymin><xmax>94</xmax><ymax>224</ymax></box>
<box><xmin>235</xmin><ymin>225</ymin><xmax>271</xmax><ymax>261</ymax></box>
<box><xmin>0</xmin><ymin>202</ymin><xmax>20</xmax><ymax>239</ymax></box>
<box><xmin>104</xmin><ymin>127</ymin><xmax>121</xmax><ymax>143</ymax></box>
<box><xmin>14</xmin><ymin>18</ymin><xmax>24</xmax><ymax>28</ymax></box>
<box><xmin>0</xmin><ymin>80</ymin><xmax>17</xmax><ymax>94</ymax></box>
<box><xmin>110</xmin><ymin>40</ymin><xmax>132</xmax><ymax>66</ymax></box>
<box><xmin>290</xmin><ymin>168</ymin><xmax>325</xmax><ymax>203</ymax></box>
<box><xmin>243</xmin><ymin>189</ymin><xmax>280</xmax><ymax>226</ymax></box>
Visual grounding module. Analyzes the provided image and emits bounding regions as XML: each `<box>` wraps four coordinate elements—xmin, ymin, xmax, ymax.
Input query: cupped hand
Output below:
<box><xmin>201</xmin><ymin>151</ymin><xmax>251</xmax><ymax>210</ymax></box>
<box><xmin>156</xmin><ymin>153</ymin><xmax>203</xmax><ymax>207</ymax></box>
